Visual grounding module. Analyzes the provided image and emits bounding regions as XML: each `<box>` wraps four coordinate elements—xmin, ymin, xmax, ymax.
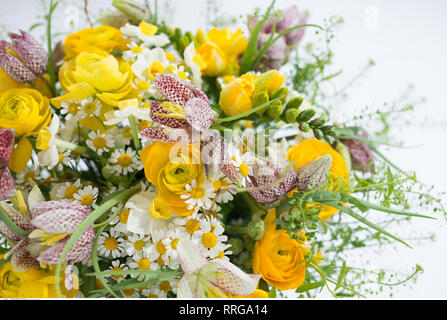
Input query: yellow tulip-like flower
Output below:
<box><xmin>0</xmin><ymin>261</ymin><xmax>78</xmax><ymax>298</ymax></box>
<box><xmin>194</xmin><ymin>28</ymin><xmax>248</xmax><ymax>77</ymax></box>
<box><xmin>51</xmin><ymin>51</ymin><xmax>134</xmax><ymax>108</ymax></box>
<box><xmin>252</xmin><ymin>208</ymin><xmax>307</xmax><ymax>291</ymax></box>
<box><xmin>219</xmin><ymin>73</ymin><xmax>256</xmax><ymax>117</ymax></box>
<box><xmin>140</xmin><ymin>141</ymin><xmax>204</xmax><ymax>216</ymax></box>
<box><xmin>0</xmin><ymin>88</ymin><xmax>51</xmax><ymax>136</ymax></box>
<box><xmin>287</xmin><ymin>138</ymin><xmax>350</xmax><ymax>221</ymax></box>
<box><xmin>254</xmin><ymin>69</ymin><xmax>285</xmax><ymax>94</ymax></box>
<box><xmin>64</xmin><ymin>25</ymin><xmax>130</xmax><ymax>60</ymax></box>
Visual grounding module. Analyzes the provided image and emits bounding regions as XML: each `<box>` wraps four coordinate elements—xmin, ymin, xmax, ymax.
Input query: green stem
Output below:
<box><xmin>128</xmin><ymin>115</ymin><xmax>141</xmax><ymax>149</ymax></box>
<box><xmin>46</xmin><ymin>0</ymin><xmax>58</xmax><ymax>96</ymax></box>
<box><xmin>55</xmin><ymin>138</ymin><xmax>88</xmax><ymax>153</ymax></box>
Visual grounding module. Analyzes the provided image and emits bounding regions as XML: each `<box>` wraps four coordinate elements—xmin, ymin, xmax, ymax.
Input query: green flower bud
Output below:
<box><xmin>269</xmin><ymin>87</ymin><xmax>289</xmax><ymax>101</ymax></box>
<box><xmin>309</xmin><ymin>116</ymin><xmax>327</xmax><ymax>128</ymax></box>
<box><xmin>247</xmin><ymin>220</ymin><xmax>265</xmax><ymax>240</ymax></box>
<box><xmin>227</xmin><ymin>238</ymin><xmax>244</xmax><ymax>255</ymax></box>
<box><xmin>174</xmin><ymin>28</ymin><xmax>182</xmax><ymax>39</ymax></box>
<box><xmin>267</xmin><ymin>101</ymin><xmax>283</xmax><ymax>119</ymax></box>
<box><xmin>313</xmin><ymin>128</ymin><xmax>324</xmax><ymax>139</ymax></box>
<box><xmin>179</xmin><ymin>36</ymin><xmax>190</xmax><ymax>51</ymax></box>
<box><xmin>252</xmin><ymin>90</ymin><xmax>269</xmax><ymax>114</ymax></box>
<box><xmin>185</xmin><ymin>31</ymin><xmax>194</xmax><ymax>42</ymax></box>
<box><xmin>112</xmin><ymin>0</ymin><xmax>151</xmax><ymax>23</ymax></box>
<box><xmin>297</xmin><ymin>108</ymin><xmax>316</xmax><ymax>122</ymax></box>
<box><xmin>322</xmin><ymin>126</ymin><xmax>339</xmax><ymax>137</ymax></box>
<box><xmin>285</xmin><ymin>96</ymin><xmax>303</xmax><ymax>111</ymax></box>
<box><xmin>335</xmin><ymin>141</ymin><xmax>352</xmax><ymax>172</ymax></box>
<box><xmin>299</xmin><ymin>122</ymin><xmax>310</xmax><ymax>132</ymax></box>
<box><xmin>296</xmin><ymin>154</ymin><xmax>332</xmax><ymax>191</ymax></box>
<box><xmin>285</xmin><ymin>108</ymin><xmax>299</xmax><ymax>123</ymax></box>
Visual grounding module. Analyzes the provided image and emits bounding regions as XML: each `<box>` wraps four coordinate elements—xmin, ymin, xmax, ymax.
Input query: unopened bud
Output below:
<box><xmin>296</xmin><ymin>154</ymin><xmax>332</xmax><ymax>191</ymax></box>
<box><xmin>269</xmin><ymin>87</ymin><xmax>288</xmax><ymax>101</ymax></box>
<box><xmin>297</xmin><ymin>108</ymin><xmax>316</xmax><ymax>122</ymax></box>
<box><xmin>112</xmin><ymin>0</ymin><xmax>151</xmax><ymax>23</ymax></box>
<box><xmin>312</xmin><ymin>128</ymin><xmax>324</xmax><ymax>140</ymax></box>
<box><xmin>227</xmin><ymin>238</ymin><xmax>244</xmax><ymax>255</ymax></box>
<box><xmin>285</xmin><ymin>108</ymin><xmax>299</xmax><ymax>123</ymax></box>
<box><xmin>299</xmin><ymin>122</ymin><xmax>310</xmax><ymax>132</ymax></box>
<box><xmin>252</xmin><ymin>90</ymin><xmax>269</xmax><ymax>114</ymax></box>
<box><xmin>179</xmin><ymin>36</ymin><xmax>190</xmax><ymax>51</ymax></box>
<box><xmin>309</xmin><ymin>116</ymin><xmax>327</xmax><ymax>128</ymax></box>
<box><xmin>247</xmin><ymin>220</ymin><xmax>265</xmax><ymax>240</ymax></box>
<box><xmin>267</xmin><ymin>101</ymin><xmax>282</xmax><ymax>119</ymax></box>
<box><xmin>284</xmin><ymin>96</ymin><xmax>303</xmax><ymax>111</ymax></box>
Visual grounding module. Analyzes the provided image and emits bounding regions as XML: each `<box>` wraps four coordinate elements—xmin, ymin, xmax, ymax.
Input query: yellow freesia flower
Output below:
<box><xmin>0</xmin><ymin>88</ymin><xmax>51</xmax><ymax>136</ymax></box>
<box><xmin>219</xmin><ymin>73</ymin><xmax>256</xmax><ymax>116</ymax></box>
<box><xmin>287</xmin><ymin>138</ymin><xmax>350</xmax><ymax>221</ymax></box>
<box><xmin>0</xmin><ymin>261</ymin><xmax>78</xmax><ymax>298</ymax></box>
<box><xmin>51</xmin><ymin>51</ymin><xmax>135</xmax><ymax>108</ymax></box>
<box><xmin>194</xmin><ymin>27</ymin><xmax>248</xmax><ymax>77</ymax></box>
<box><xmin>64</xmin><ymin>25</ymin><xmax>130</xmax><ymax>60</ymax></box>
<box><xmin>140</xmin><ymin>141</ymin><xmax>204</xmax><ymax>216</ymax></box>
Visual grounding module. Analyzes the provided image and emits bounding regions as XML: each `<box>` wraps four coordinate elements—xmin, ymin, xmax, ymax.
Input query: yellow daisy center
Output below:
<box><xmin>171</xmin><ymin>238</ymin><xmax>179</xmax><ymax>250</ymax></box>
<box><xmin>58</xmin><ymin>152</ymin><xmax>64</xmax><ymax>164</ymax></box>
<box><xmin>239</xmin><ymin>163</ymin><xmax>249</xmax><ymax>177</ymax></box>
<box><xmin>104</xmin><ymin>237</ymin><xmax>118</xmax><ymax>251</ymax></box>
<box><xmin>117</xmin><ymin>154</ymin><xmax>132</xmax><ymax>167</ymax></box>
<box><xmin>156</xmin><ymin>240</ymin><xmax>167</xmax><ymax>255</ymax></box>
<box><xmin>202</xmin><ymin>232</ymin><xmax>217</xmax><ymax>249</ymax></box>
<box><xmin>83</xmin><ymin>101</ymin><xmax>97</xmax><ymax>115</ymax></box>
<box><xmin>93</xmin><ymin>136</ymin><xmax>107</xmax><ymax>149</ymax></box>
<box><xmin>185</xmin><ymin>219</ymin><xmax>200</xmax><ymax>235</ymax></box>
<box><xmin>159</xmin><ymin>281</ymin><xmax>171</xmax><ymax>293</ymax></box>
<box><xmin>156</xmin><ymin>257</ymin><xmax>165</xmax><ymax>266</ymax></box>
<box><xmin>64</xmin><ymin>185</ymin><xmax>78</xmax><ymax>199</ymax></box>
<box><xmin>80</xmin><ymin>194</ymin><xmax>94</xmax><ymax>206</ymax></box>
<box><xmin>119</xmin><ymin>209</ymin><xmax>130</xmax><ymax>224</ymax></box>
<box><xmin>190</xmin><ymin>186</ymin><xmax>205</xmax><ymax>199</ymax></box>
<box><xmin>133</xmin><ymin>240</ymin><xmax>146</xmax><ymax>251</ymax></box>
<box><xmin>138</xmin><ymin>258</ymin><xmax>150</xmax><ymax>270</ymax></box>
<box><xmin>112</xmin><ymin>266</ymin><xmax>122</xmax><ymax>279</ymax></box>
<box><xmin>68</xmin><ymin>103</ymin><xmax>78</xmax><ymax>114</ymax></box>
<box><xmin>122</xmin><ymin>288</ymin><xmax>135</xmax><ymax>297</ymax></box>
<box><xmin>122</xmin><ymin>127</ymin><xmax>132</xmax><ymax>139</ymax></box>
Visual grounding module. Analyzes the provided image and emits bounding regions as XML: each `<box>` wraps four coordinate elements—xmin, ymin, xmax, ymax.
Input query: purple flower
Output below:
<box><xmin>140</xmin><ymin>74</ymin><xmax>214</xmax><ymax>143</ymax></box>
<box><xmin>341</xmin><ymin>133</ymin><xmax>375</xmax><ymax>172</ymax></box>
<box><xmin>0</xmin><ymin>30</ymin><xmax>48</xmax><ymax>83</ymax></box>
<box><xmin>0</xmin><ymin>129</ymin><xmax>16</xmax><ymax>200</ymax></box>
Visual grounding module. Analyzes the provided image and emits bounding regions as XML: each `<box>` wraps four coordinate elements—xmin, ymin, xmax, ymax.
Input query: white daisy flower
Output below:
<box><xmin>120</xmin><ymin>22</ymin><xmax>169</xmax><ymax>47</ymax></box>
<box><xmin>15</xmin><ymin>164</ymin><xmax>40</xmax><ymax>185</ymax></box>
<box><xmin>109</xmin><ymin>206</ymin><xmax>131</xmax><ymax>233</ymax></box>
<box><xmin>174</xmin><ymin>215</ymin><xmax>201</xmax><ymax>238</ymax></box>
<box><xmin>55</xmin><ymin>179</ymin><xmax>82</xmax><ymax>201</ymax></box>
<box><xmin>141</xmin><ymin>286</ymin><xmax>168</xmax><ymax>298</ymax></box>
<box><xmin>73</xmin><ymin>185</ymin><xmax>99</xmax><ymax>208</ymax></box>
<box><xmin>213</xmin><ymin>178</ymin><xmax>238</xmax><ymax>203</ymax></box>
<box><xmin>78</xmin><ymin>97</ymin><xmax>102</xmax><ymax>119</ymax></box>
<box><xmin>60</xmin><ymin>100</ymin><xmax>81</xmax><ymax>120</ymax></box>
<box><xmin>103</xmin><ymin>99</ymin><xmax>151</xmax><ymax>126</ymax></box>
<box><xmin>193</xmin><ymin>216</ymin><xmax>228</xmax><ymax>259</ymax></box>
<box><xmin>110</xmin><ymin>147</ymin><xmax>143</xmax><ymax>175</ymax></box>
<box><xmin>180</xmin><ymin>180</ymin><xmax>216</xmax><ymax>211</ymax></box>
<box><xmin>54</xmin><ymin>149</ymin><xmax>73</xmax><ymax>171</ymax></box>
<box><xmin>127</xmin><ymin>254</ymin><xmax>160</xmax><ymax>281</ymax></box>
<box><xmin>108</xmin><ymin>260</ymin><xmax>129</xmax><ymax>283</ymax></box>
<box><xmin>86</xmin><ymin>130</ymin><xmax>114</xmax><ymax>155</ymax></box>
<box><xmin>121</xmin><ymin>288</ymin><xmax>141</xmax><ymax>298</ymax></box>
<box><xmin>98</xmin><ymin>228</ymin><xmax>126</xmax><ymax>259</ymax></box>
<box><xmin>126</xmin><ymin>233</ymin><xmax>151</xmax><ymax>260</ymax></box>
<box><xmin>161</xmin><ymin>229</ymin><xmax>187</xmax><ymax>261</ymax></box>
<box><xmin>230</xmin><ymin>149</ymin><xmax>253</xmax><ymax>187</ymax></box>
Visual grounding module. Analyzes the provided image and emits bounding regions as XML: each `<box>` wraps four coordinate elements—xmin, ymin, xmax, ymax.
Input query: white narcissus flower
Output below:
<box><xmin>120</xmin><ymin>22</ymin><xmax>170</xmax><ymax>47</ymax></box>
<box><xmin>37</xmin><ymin>115</ymin><xmax>60</xmax><ymax>168</ymax></box>
<box><xmin>103</xmin><ymin>99</ymin><xmax>152</xmax><ymax>126</ymax></box>
<box><xmin>176</xmin><ymin>238</ymin><xmax>260</xmax><ymax>298</ymax></box>
<box><xmin>183</xmin><ymin>42</ymin><xmax>203</xmax><ymax>88</ymax></box>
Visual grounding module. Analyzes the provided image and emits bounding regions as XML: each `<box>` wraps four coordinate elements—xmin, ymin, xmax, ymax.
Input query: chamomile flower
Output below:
<box><xmin>15</xmin><ymin>165</ymin><xmax>40</xmax><ymax>185</ymax></box>
<box><xmin>110</xmin><ymin>147</ymin><xmax>143</xmax><ymax>175</ymax></box>
<box><xmin>230</xmin><ymin>150</ymin><xmax>253</xmax><ymax>187</ymax></box>
<box><xmin>193</xmin><ymin>216</ymin><xmax>228</xmax><ymax>258</ymax></box>
<box><xmin>126</xmin><ymin>234</ymin><xmax>151</xmax><ymax>260</ymax></box>
<box><xmin>78</xmin><ymin>97</ymin><xmax>102</xmax><ymax>119</ymax></box>
<box><xmin>180</xmin><ymin>180</ymin><xmax>216</xmax><ymax>211</ymax></box>
<box><xmin>127</xmin><ymin>255</ymin><xmax>159</xmax><ymax>281</ymax></box>
<box><xmin>108</xmin><ymin>260</ymin><xmax>129</xmax><ymax>283</ymax></box>
<box><xmin>73</xmin><ymin>185</ymin><xmax>99</xmax><ymax>208</ymax></box>
<box><xmin>55</xmin><ymin>179</ymin><xmax>82</xmax><ymax>201</ymax></box>
<box><xmin>121</xmin><ymin>288</ymin><xmax>141</xmax><ymax>298</ymax></box>
<box><xmin>213</xmin><ymin>178</ymin><xmax>238</xmax><ymax>203</ymax></box>
<box><xmin>86</xmin><ymin>130</ymin><xmax>114</xmax><ymax>155</ymax></box>
<box><xmin>161</xmin><ymin>229</ymin><xmax>187</xmax><ymax>261</ymax></box>
<box><xmin>98</xmin><ymin>228</ymin><xmax>126</xmax><ymax>258</ymax></box>
<box><xmin>109</xmin><ymin>206</ymin><xmax>131</xmax><ymax>233</ymax></box>
<box><xmin>60</xmin><ymin>100</ymin><xmax>81</xmax><ymax>120</ymax></box>
<box><xmin>141</xmin><ymin>286</ymin><xmax>168</xmax><ymax>298</ymax></box>
<box><xmin>174</xmin><ymin>215</ymin><xmax>201</xmax><ymax>238</ymax></box>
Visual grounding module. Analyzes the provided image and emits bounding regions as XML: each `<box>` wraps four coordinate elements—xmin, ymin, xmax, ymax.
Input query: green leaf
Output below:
<box><xmin>335</xmin><ymin>261</ymin><xmax>349</xmax><ymax>291</ymax></box>
<box><xmin>268</xmin><ymin>286</ymin><xmax>277</xmax><ymax>298</ymax></box>
<box><xmin>240</xmin><ymin>18</ymin><xmax>267</xmax><ymax>74</ymax></box>
<box><xmin>295</xmin><ymin>281</ymin><xmax>324</xmax><ymax>293</ymax></box>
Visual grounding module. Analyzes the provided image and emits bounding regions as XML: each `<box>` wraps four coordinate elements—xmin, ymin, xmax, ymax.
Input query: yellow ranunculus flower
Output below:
<box><xmin>287</xmin><ymin>138</ymin><xmax>350</xmax><ymax>221</ymax></box>
<box><xmin>219</xmin><ymin>73</ymin><xmax>256</xmax><ymax>117</ymax></box>
<box><xmin>0</xmin><ymin>88</ymin><xmax>51</xmax><ymax>136</ymax></box>
<box><xmin>195</xmin><ymin>27</ymin><xmax>248</xmax><ymax>77</ymax></box>
<box><xmin>64</xmin><ymin>25</ymin><xmax>130</xmax><ymax>60</ymax></box>
<box><xmin>51</xmin><ymin>51</ymin><xmax>134</xmax><ymax>108</ymax></box>
<box><xmin>0</xmin><ymin>261</ymin><xmax>78</xmax><ymax>298</ymax></box>
<box><xmin>140</xmin><ymin>141</ymin><xmax>204</xmax><ymax>216</ymax></box>
<box><xmin>252</xmin><ymin>208</ymin><xmax>307</xmax><ymax>291</ymax></box>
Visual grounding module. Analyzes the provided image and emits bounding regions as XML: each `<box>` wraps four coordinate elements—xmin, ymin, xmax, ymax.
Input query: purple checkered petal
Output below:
<box><xmin>37</xmin><ymin>227</ymin><xmax>95</xmax><ymax>264</ymax></box>
<box><xmin>201</xmin><ymin>130</ymin><xmax>228</xmax><ymax>180</ymax></box>
<box><xmin>150</xmin><ymin>101</ymin><xmax>187</xmax><ymax>128</ymax></box>
<box><xmin>13</xmin><ymin>38</ymin><xmax>48</xmax><ymax>76</ymax></box>
<box><xmin>0</xmin><ymin>54</ymin><xmax>36</xmax><ymax>83</ymax></box>
<box><xmin>0</xmin><ymin>128</ymin><xmax>14</xmax><ymax>162</ymax></box>
<box><xmin>0</xmin><ymin>169</ymin><xmax>15</xmax><ymax>201</ymax></box>
<box><xmin>140</xmin><ymin>127</ymin><xmax>192</xmax><ymax>143</ymax></box>
<box><xmin>31</xmin><ymin>201</ymin><xmax>91</xmax><ymax>234</ymax></box>
<box><xmin>184</xmin><ymin>97</ymin><xmax>214</xmax><ymax>133</ymax></box>
<box><xmin>10</xmin><ymin>238</ymin><xmax>39</xmax><ymax>272</ymax></box>
<box><xmin>155</xmin><ymin>74</ymin><xmax>209</xmax><ymax>106</ymax></box>
<box><xmin>0</xmin><ymin>220</ymin><xmax>22</xmax><ymax>242</ymax></box>
<box><xmin>0</xmin><ymin>202</ymin><xmax>34</xmax><ymax>232</ymax></box>
<box><xmin>0</xmin><ymin>41</ymin><xmax>12</xmax><ymax>54</ymax></box>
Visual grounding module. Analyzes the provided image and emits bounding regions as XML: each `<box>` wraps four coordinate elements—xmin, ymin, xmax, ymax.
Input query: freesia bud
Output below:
<box><xmin>296</xmin><ymin>154</ymin><xmax>332</xmax><ymax>191</ymax></box>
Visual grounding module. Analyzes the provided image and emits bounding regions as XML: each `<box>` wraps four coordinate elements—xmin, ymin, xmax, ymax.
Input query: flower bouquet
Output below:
<box><xmin>0</xmin><ymin>0</ymin><xmax>444</xmax><ymax>299</ymax></box>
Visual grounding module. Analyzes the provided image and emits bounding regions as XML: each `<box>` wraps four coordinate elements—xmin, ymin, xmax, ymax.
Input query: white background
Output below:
<box><xmin>1</xmin><ymin>0</ymin><xmax>446</xmax><ymax>298</ymax></box>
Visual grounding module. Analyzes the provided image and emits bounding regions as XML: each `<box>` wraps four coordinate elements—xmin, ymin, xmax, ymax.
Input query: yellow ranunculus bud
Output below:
<box><xmin>64</xmin><ymin>25</ymin><xmax>130</xmax><ymax>60</ymax></box>
<box><xmin>0</xmin><ymin>88</ymin><xmax>51</xmax><ymax>137</ymax></box>
<box><xmin>219</xmin><ymin>73</ymin><xmax>256</xmax><ymax>117</ymax></box>
<box><xmin>0</xmin><ymin>262</ymin><xmax>78</xmax><ymax>298</ymax></box>
<box><xmin>254</xmin><ymin>70</ymin><xmax>286</xmax><ymax>94</ymax></box>
<box><xmin>51</xmin><ymin>51</ymin><xmax>134</xmax><ymax>108</ymax></box>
